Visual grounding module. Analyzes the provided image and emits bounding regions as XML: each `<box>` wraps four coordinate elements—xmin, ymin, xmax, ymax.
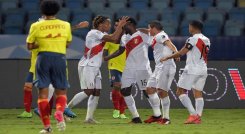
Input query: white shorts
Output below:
<box><xmin>177</xmin><ymin>71</ymin><xmax>207</xmax><ymax>91</ymax></box>
<box><xmin>121</xmin><ymin>69</ymin><xmax>152</xmax><ymax>90</ymax></box>
<box><xmin>78</xmin><ymin>66</ymin><xmax>102</xmax><ymax>89</ymax></box>
<box><xmin>147</xmin><ymin>65</ymin><xmax>176</xmax><ymax>91</ymax></box>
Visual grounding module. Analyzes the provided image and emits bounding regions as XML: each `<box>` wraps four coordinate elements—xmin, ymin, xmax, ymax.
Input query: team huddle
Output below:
<box><xmin>19</xmin><ymin>0</ymin><xmax>211</xmax><ymax>133</ymax></box>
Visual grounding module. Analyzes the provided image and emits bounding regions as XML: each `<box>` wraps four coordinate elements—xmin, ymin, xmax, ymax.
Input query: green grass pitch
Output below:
<box><xmin>0</xmin><ymin>109</ymin><xmax>244</xmax><ymax>134</ymax></box>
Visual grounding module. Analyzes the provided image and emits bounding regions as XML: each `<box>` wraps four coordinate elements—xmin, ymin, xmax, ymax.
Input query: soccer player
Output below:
<box><xmin>103</xmin><ymin>19</ymin><xmax>127</xmax><ymax>119</ymax></box>
<box><xmin>64</xmin><ymin>16</ymin><xmax>128</xmax><ymax>123</ymax></box>
<box><xmin>142</xmin><ymin>21</ymin><xmax>179</xmax><ymax>125</ymax></box>
<box><xmin>26</xmin><ymin>0</ymin><xmax>72</xmax><ymax>133</ymax></box>
<box><xmin>105</xmin><ymin>18</ymin><xmax>152</xmax><ymax>123</ymax></box>
<box><xmin>160</xmin><ymin>20</ymin><xmax>210</xmax><ymax>124</ymax></box>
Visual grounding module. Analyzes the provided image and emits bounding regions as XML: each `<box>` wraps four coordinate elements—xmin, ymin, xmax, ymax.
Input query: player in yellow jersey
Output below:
<box><xmin>103</xmin><ymin>19</ymin><xmax>128</xmax><ymax>119</ymax></box>
<box><xmin>26</xmin><ymin>0</ymin><xmax>72</xmax><ymax>133</ymax></box>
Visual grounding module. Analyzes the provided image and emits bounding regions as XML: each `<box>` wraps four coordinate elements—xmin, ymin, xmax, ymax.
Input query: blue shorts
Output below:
<box><xmin>35</xmin><ymin>52</ymin><xmax>69</xmax><ymax>89</ymax></box>
<box><xmin>25</xmin><ymin>72</ymin><xmax>34</xmax><ymax>83</ymax></box>
<box><xmin>109</xmin><ymin>69</ymin><xmax>122</xmax><ymax>87</ymax></box>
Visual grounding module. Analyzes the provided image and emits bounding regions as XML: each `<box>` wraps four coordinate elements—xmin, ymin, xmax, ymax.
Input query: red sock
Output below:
<box><xmin>24</xmin><ymin>85</ymin><xmax>32</xmax><ymax>113</ymax></box>
<box><xmin>119</xmin><ymin>95</ymin><xmax>127</xmax><ymax>114</ymax></box>
<box><xmin>112</xmin><ymin>89</ymin><xmax>121</xmax><ymax>110</ymax></box>
<box><xmin>49</xmin><ymin>96</ymin><xmax>54</xmax><ymax>115</ymax></box>
<box><xmin>56</xmin><ymin>95</ymin><xmax>67</xmax><ymax>113</ymax></box>
<box><xmin>38</xmin><ymin>99</ymin><xmax>50</xmax><ymax>128</ymax></box>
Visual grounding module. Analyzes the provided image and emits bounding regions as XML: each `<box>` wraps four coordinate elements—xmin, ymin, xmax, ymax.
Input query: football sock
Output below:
<box><xmin>68</xmin><ymin>91</ymin><xmax>88</xmax><ymax>108</ymax></box>
<box><xmin>112</xmin><ymin>89</ymin><xmax>121</xmax><ymax>110</ymax></box>
<box><xmin>85</xmin><ymin>95</ymin><xmax>99</xmax><ymax>120</ymax></box>
<box><xmin>24</xmin><ymin>85</ymin><xmax>32</xmax><ymax>113</ymax></box>
<box><xmin>38</xmin><ymin>99</ymin><xmax>50</xmax><ymax>128</ymax></box>
<box><xmin>119</xmin><ymin>95</ymin><xmax>127</xmax><ymax>114</ymax></box>
<box><xmin>179</xmin><ymin>94</ymin><xmax>196</xmax><ymax>115</ymax></box>
<box><xmin>124</xmin><ymin>95</ymin><xmax>139</xmax><ymax>118</ymax></box>
<box><xmin>148</xmin><ymin>93</ymin><xmax>161</xmax><ymax>117</ymax></box>
<box><xmin>195</xmin><ymin>98</ymin><xmax>204</xmax><ymax>116</ymax></box>
<box><xmin>161</xmin><ymin>96</ymin><xmax>170</xmax><ymax>119</ymax></box>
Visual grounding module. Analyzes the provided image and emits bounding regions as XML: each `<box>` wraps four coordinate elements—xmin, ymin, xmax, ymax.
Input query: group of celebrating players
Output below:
<box><xmin>17</xmin><ymin>0</ymin><xmax>211</xmax><ymax>133</ymax></box>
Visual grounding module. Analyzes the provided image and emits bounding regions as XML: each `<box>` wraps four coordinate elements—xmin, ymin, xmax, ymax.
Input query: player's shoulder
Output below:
<box><xmin>156</xmin><ymin>31</ymin><xmax>168</xmax><ymax>39</ymax></box>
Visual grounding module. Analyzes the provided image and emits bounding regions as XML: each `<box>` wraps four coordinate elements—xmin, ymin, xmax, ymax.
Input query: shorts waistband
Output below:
<box><xmin>38</xmin><ymin>52</ymin><xmax>65</xmax><ymax>57</ymax></box>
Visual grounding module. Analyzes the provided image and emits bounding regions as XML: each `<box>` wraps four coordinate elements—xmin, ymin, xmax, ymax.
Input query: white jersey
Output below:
<box><xmin>79</xmin><ymin>29</ymin><xmax>107</xmax><ymax>67</ymax></box>
<box><xmin>121</xmin><ymin>31</ymin><xmax>151</xmax><ymax>70</ymax></box>
<box><xmin>151</xmin><ymin>31</ymin><xmax>176</xmax><ymax>68</ymax></box>
<box><xmin>184</xmin><ymin>33</ymin><xmax>211</xmax><ymax>75</ymax></box>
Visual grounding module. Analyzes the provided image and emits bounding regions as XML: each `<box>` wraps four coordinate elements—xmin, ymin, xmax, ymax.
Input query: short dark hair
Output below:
<box><xmin>40</xmin><ymin>0</ymin><xmax>60</xmax><ymax>16</ymax></box>
<box><xmin>189</xmin><ymin>20</ymin><xmax>203</xmax><ymax>31</ymax></box>
<box><xmin>93</xmin><ymin>15</ymin><xmax>109</xmax><ymax>29</ymax></box>
<box><xmin>127</xmin><ymin>17</ymin><xmax>137</xmax><ymax>26</ymax></box>
<box><xmin>149</xmin><ymin>20</ymin><xmax>163</xmax><ymax>30</ymax></box>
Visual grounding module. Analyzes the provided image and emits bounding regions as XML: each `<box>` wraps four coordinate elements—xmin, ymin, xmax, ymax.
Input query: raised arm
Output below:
<box><xmin>102</xmin><ymin>16</ymin><xmax>129</xmax><ymax>43</ymax></box>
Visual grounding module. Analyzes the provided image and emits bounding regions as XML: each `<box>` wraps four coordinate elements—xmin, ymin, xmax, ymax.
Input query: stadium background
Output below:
<box><xmin>0</xmin><ymin>0</ymin><xmax>244</xmax><ymax>109</ymax></box>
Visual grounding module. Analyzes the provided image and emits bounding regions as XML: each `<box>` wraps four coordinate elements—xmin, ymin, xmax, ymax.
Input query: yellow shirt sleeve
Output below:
<box><xmin>104</xmin><ymin>42</ymin><xmax>110</xmax><ymax>50</ymax></box>
<box><xmin>67</xmin><ymin>23</ymin><xmax>72</xmax><ymax>42</ymax></box>
<box><xmin>26</xmin><ymin>23</ymin><xmax>37</xmax><ymax>43</ymax></box>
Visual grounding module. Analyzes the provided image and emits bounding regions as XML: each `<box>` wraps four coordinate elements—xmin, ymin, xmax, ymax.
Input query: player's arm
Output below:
<box><xmin>137</xmin><ymin>28</ymin><xmax>149</xmax><ymax>34</ymax></box>
<box><xmin>27</xmin><ymin>43</ymin><xmax>39</xmax><ymax>50</ymax></box>
<box><xmin>160</xmin><ymin>43</ymin><xmax>191</xmax><ymax>62</ymax></box>
<box><xmin>26</xmin><ymin>24</ymin><xmax>38</xmax><ymax>50</ymax></box>
<box><xmin>164</xmin><ymin>40</ymin><xmax>180</xmax><ymax>61</ymax></box>
<box><xmin>104</xmin><ymin>46</ymin><xmax>125</xmax><ymax>61</ymax></box>
<box><xmin>102</xmin><ymin>16</ymin><xmax>129</xmax><ymax>43</ymax></box>
<box><xmin>71</xmin><ymin>21</ymin><xmax>89</xmax><ymax>30</ymax></box>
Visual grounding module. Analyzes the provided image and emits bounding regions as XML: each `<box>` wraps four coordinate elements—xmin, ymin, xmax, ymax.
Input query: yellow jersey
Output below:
<box><xmin>26</xmin><ymin>19</ymin><xmax>72</xmax><ymax>54</ymax></box>
<box><xmin>104</xmin><ymin>42</ymin><xmax>126</xmax><ymax>72</ymax></box>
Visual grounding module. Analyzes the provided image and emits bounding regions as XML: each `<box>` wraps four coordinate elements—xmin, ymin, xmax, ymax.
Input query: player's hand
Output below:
<box><xmin>104</xmin><ymin>57</ymin><xmax>109</xmax><ymax>61</ymax></box>
<box><xmin>175</xmin><ymin>57</ymin><xmax>180</xmax><ymax>62</ymax></box>
<box><xmin>160</xmin><ymin>57</ymin><xmax>168</xmax><ymax>62</ymax></box>
<box><xmin>118</xmin><ymin>16</ymin><xmax>130</xmax><ymax>27</ymax></box>
<box><xmin>76</xmin><ymin>21</ymin><xmax>89</xmax><ymax>28</ymax></box>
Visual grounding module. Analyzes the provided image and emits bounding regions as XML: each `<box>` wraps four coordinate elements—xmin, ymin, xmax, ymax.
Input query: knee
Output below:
<box><xmin>176</xmin><ymin>88</ymin><xmax>186</xmax><ymax>97</ymax></box>
<box><xmin>121</xmin><ymin>87</ymin><xmax>131</xmax><ymax>96</ymax></box>
<box><xmin>93</xmin><ymin>89</ymin><xmax>100</xmax><ymax>96</ymax></box>
<box><xmin>24</xmin><ymin>83</ymin><xmax>33</xmax><ymax>91</ymax></box>
<box><xmin>193</xmin><ymin>90</ymin><xmax>202</xmax><ymax>98</ymax></box>
<box><xmin>158</xmin><ymin>90</ymin><xmax>168</xmax><ymax>98</ymax></box>
<box><xmin>84</xmin><ymin>89</ymin><xmax>94</xmax><ymax>96</ymax></box>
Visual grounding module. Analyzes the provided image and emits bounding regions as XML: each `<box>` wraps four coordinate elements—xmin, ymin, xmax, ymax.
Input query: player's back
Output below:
<box><xmin>29</xmin><ymin>19</ymin><xmax>71</xmax><ymax>54</ymax></box>
<box><xmin>185</xmin><ymin>33</ymin><xmax>211</xmax><ymax>75</ymax></box>
<box><xmin>122</xmin><ymin>31</ymin><xmax>150</xmax><ymax>70</ymax></box>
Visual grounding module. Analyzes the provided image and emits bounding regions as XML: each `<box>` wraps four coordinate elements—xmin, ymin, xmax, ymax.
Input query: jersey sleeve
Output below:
<box><xmin>155</xmin><ymin>33</ymin><xmax>169</xmax><ymax>45</ymax></box>
<box><xmin>95</xmin><ymin>30</ymin><xmax>106</xmax><ymax>40</ymax></box>
<box><xmin>120</xmin><ymin>34</ymin><xmax>130</xmax><ymax>47</ymax></box>
<box><xmin>67</xmin><ymin>23</ymin><xmax>72</xmax><ymax>42</ymax></box>
<box><xmin>185</xmin><ymin>37</ymin><xmax>196</xmax><ymax>50</ymax></box>
<box><xmin>26</xmin><ymin>23</ymin><xmax>37</xmax><ymax>43</ymax></box>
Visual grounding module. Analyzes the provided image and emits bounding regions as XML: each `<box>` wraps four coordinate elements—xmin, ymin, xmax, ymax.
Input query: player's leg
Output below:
<box><xmin>36</xmin><ymin>54</ymin><xmax>52</xmax><ymax>133</ymax></box>
<box><xmin>84</xmin><ymin>67</ymin><xmax>101</xmax><ymax>123</ymax></box>
<box><xmin>17</xmin><ymin>72</ymin><xmax>33</xmax><ymax>118</ymax></box>
<box><xmin>144</xmin><ymin>69</ymin><xmax>161</xmax><ymax>123</ymax></box>
<box><xmin>177</xmin><ymin>72</ymin><xmax>199</xmax><ymax>124</ymax></box>
<box><xmin>157</xmin><ymin>66</ymin><xmax>175</xmax><ymax>125</ymax></box>
<box><xmin>121</xmin><ymin>69</ymin><xmax>142</xmax><ymax>123</ymax></box>
<box><xmin>119</xmin><ymin>94</ymin><xmax>128</xmax><ymax>119</ymax></box>
<box><xmin>192</xmin><ymin>74</ymin><xmax>208</xmax><ymax>124</ymax></box>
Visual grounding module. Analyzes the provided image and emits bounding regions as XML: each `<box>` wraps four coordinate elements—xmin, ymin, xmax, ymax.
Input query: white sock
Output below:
<box><xmin>148</xmin><ymin>93</ymin><xmax>161</xmax><ymax>117</ymax></box>
<box><xmin>195</xmin><ymin>98</ymin><xmax>204</xmax><ymax>116</ymax></box>
<box><xmin>48</xmin><ymin>84</ymin><xmax>55</xmax><ymax>102</ymax></box>
<box><xmin>68</xmin><ymin>92</ymin><xmax>88</xmax><ymax>108</ymax></box>
<box><xmin>179</xmin><ymin>94</ymin><xmax>196</xmax><ymax>115</ymax></box>
<box><xmin>85</xmin><ymin>95</ymin><xmax>99</xmax><ymax>120</ymax></box>
<box><xmin>161</xmin><ymin>96</ymin><xmax>170</xmax><ymax>119</ymax></box>
<box><xmin>124</xmin><ymin>95</ymin><xmax>139</xmax><ymax>118</ymax></box>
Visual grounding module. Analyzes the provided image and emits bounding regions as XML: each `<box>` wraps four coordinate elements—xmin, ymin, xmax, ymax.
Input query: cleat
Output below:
<box><xmin>64</xmin><ymin>108</ymin><xmax>77</xmax><ymax>118</ymax></box>
<box><xmin>34</xmin><ymin>108</ymin><xmax>40</xmax><ymax>117</ymax></box>
<box><xmin>54</xmin><ymin>111</ymin><xmax>66</xmax><ymax>131</ymax></box>
<box><xmin>129</xmin><ymin>117</ymin><xmax>142</xmax><ymax>124</ymax></box>
<box><xmin>84</xmin><ymin>118</ymin><xmax>101</xmax><ymax>124</ymax></box>
<box><xmin>184</xmin><ymin>115</ymin><xmax>200</xmax><ymax>124</ymax></box>
<box><xmin>113</xmin><ymin>110</ymin><xmax>120</xmax><ymax>119</ymax></box>
<box><xmin>158</xmin><ymin>118</ymin><xmax>171</xmax><ymax>125</ymax></box>
<box><xmin>17</xmin><ymin>111</ymin><xmax>32</xmax><ymax>118</ymax></box>
<box><xmin>39</xmin><ymin>127</ymin><xmax>52</xmax><ymax>134</ymax></box>
<box><xmin>193</xmin><ymin>115</ymin><xmax>201</xmax><ymax>124</ymax></box>
<box><xmin>120</xmin><ymin>114</ymin><xmax>128</xmax><ymax>119</ymax></box>
<box><xmin>144</xmin><ymin>115</ymin><xmax>162</xmax><ymax>123</ymax></box>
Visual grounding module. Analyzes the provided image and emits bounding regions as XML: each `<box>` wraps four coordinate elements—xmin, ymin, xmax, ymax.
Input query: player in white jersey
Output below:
<box><xmin>64</xmin><ymin>16</ymin><xmax>129</xmax><ymax>123</ymax></box>
<box><xmin>141</xmin><ymin>21</ymin><xmax>179</xmax><ymax>125</ymax></box>
<box><xmin>160</xmin><ymin>20</ymin><xmax>211</xmax><ymax>124</ymax></box>
<box><xmin>105</xmin><ymin>18</ymin><xmax>152</xmax><ymax>123</ymax></box>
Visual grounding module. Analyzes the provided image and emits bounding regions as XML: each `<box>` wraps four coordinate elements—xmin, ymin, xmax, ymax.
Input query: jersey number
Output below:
<box><xmin>140</xmin><ymin>79</ymin><xmax>147</xmax><ymax>87</ymax></box>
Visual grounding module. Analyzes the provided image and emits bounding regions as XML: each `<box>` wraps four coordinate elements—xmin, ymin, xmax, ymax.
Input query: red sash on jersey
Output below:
<box><xmin>151</xmin><ymin>38</ymin><xmax>157</xmax><ymax>49</ymax></box>
<box><xmin>84</xmin><ymin>46</ymin><xmax>90</xmax><ymax>58</ymax></box>
<box><xmin>196</xmin><ymin>38</ymin><xmax>209</xmax><ymax>63</ymax></box>
<box><xmin>125</xmin><ymin>35</ymin><xmax>143</xmax><ymax>58</ymax></box>
<box><xmin>86</xmin><ymin>42</ymin><xmax>106</xmax><ymax>59</ymax></box>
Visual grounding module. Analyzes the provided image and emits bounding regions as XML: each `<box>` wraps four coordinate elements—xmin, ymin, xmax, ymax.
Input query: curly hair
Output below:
<box><xmin>93</xmin><ymin>15</ymin><xmax>109</xmax><ymax>29</ymax></box>
<box><xmin>40</xmin><ymin>0</ymin><xmax>60</xmax><ymax>16</ymax></box>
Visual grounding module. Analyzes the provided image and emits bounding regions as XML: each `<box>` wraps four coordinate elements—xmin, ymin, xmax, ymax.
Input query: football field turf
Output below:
<box><xmin>0</xmin><ymin>109</ymin><xmax>244</xmax><ymax>134</ymax></box>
